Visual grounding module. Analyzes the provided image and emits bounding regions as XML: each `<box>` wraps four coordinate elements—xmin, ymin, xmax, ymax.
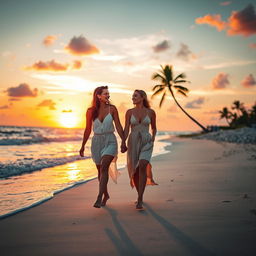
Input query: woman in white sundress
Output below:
<box><xmin>123</xmin><ymin>90</ymin><xmax>158</xmax><ymax>209</ymax></box>
<box><xmin>80</xmin><ymin>86</ymin><xmax>126</xmax><ymax>208</ymax></box>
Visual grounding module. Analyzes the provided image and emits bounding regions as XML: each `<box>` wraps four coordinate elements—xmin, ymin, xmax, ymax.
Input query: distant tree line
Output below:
<box><xmin>219</xmin><ymin>100</ymin><xmax>256</xmax><ymax>128</ymax></box>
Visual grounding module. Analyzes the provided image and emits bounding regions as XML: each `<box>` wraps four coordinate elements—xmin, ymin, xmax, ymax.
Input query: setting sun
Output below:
<box><xmin>59</xmin><ymin>113</ymin><xmax>78</xmax><ymax>128</ymax></box>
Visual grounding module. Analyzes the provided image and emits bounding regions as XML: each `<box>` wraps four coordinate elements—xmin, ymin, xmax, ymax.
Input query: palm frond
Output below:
<box><xmin>152</xmin><ymin>84</ymin><xmax>164</xmax><ymax>91</ymax></box>
<box><xmin>174</xmin><ymin>79</ymin><xmax>188</xmax><ymax>83</ymax></box>
<box><xmin>151</xmin><ymin>87</ymin><xmax>165</xmax><ymax>98</ymax></box>
<box><xmin>177</xmin><ymin>90</ymin><xmax>187</xmax><ymax>97</ymax></box>
<box><xmin>174</xmin><ymin>73</ymin><xmax>186</xmax><ymax>81</ymax></box>
<box><xmin>151</xmin><ymin>73</ymin><xmax>165</xmax><ymax>82</ymax></box>
<box><xmin>159</xmin><ymin>92</ymin><xmax>166</xmax><ymax>107</ymax></box>
<box><xmin>174</xmin><ymin>85</ymin><xmax>189</xmax><ymax>92</ymax></box>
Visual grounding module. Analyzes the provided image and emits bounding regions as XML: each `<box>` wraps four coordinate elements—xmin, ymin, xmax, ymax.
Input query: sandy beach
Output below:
<box><xmin>1</xmin><ymin>137</ymin><xmax>256</xmax><ymax>256</ymax></box>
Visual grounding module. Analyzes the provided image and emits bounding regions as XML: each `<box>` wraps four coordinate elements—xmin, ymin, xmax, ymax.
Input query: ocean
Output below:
<box><xmin>0</xmin><ymin>126</ymin><xmax>187</xmax><ymax>218</ymax></box>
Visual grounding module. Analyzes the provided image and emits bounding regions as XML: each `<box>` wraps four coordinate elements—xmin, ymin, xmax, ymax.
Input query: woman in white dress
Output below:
<box><xmin>80</xmin><ymin>86</ymin><xmax>126</xmax><ymax>208</ymax></box>
<box><xmin>123</xmin><ymin>90</ymin><xmax>158</xmax><ymax>209</ymax></box>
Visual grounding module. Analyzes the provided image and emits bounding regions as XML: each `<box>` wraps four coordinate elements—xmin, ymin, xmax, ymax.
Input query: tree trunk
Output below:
<box><xmin>225</xmin><ymin>117</ymin><xmax>231</xmax><ymax>126</ymax></box>
<box><xmin>170</xmin><ymin>90</ymin><xmax>208</xmax><ymax>132</ymax></box>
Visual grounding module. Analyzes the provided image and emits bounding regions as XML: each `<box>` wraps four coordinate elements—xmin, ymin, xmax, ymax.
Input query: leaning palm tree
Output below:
<box><xmin>151</xmin><ymin>65</ymin><xmax>208</xmax><ymax>132</ymax></box>
<box><xmin>219</xmin><ymin>107</ymin><xmax>232</xmax><ymax>126</ymax></box>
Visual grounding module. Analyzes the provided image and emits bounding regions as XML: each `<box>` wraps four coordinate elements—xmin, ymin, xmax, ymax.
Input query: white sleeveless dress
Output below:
<box><xmin>91</xmin><ymin>112</ymin><xmax>120</xmax><ymax>183</ymax></box>
<box><xmin>127</xmin><ymin>113</ymin><xmax>158</xmax><ymax>187</ymax></box>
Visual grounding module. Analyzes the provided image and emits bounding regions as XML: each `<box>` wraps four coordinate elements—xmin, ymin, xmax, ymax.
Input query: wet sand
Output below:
<box><xmin>1</xmin><ymin>137</ymin><xmax>256</xmax><ymax>255</ymax></box>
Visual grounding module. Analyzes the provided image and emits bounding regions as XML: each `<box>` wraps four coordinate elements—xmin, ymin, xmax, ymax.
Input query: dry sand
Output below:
<box><xmin>0</xmin><ymin>137</ymin><xmax>256</xmax><ymax>256</ymax></box>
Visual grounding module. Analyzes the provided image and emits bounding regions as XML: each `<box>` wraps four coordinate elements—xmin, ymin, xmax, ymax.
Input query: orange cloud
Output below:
<box><xmin>195</xmin><ymin>14</ymin><xmax>226</xmax><ymax>31</ymax></box>
<box><xmin>25</xmin><ymin>60</ymin><xmax>82</xmax><ymax>72</ymax></box>
<box><xmin>72</xmin><ymin>60</ymin><xmax>82</xmax><ymax>69</ymax></box>
<box><xmin>227</xmin><ymin>4</ymin><xmax>256</xmax><ymax>37</ymax></box>
<box><xmin>241</xmin><ymin>74</ymin><xmax>256</xmax><ymax>88</ymax></box>
<box><xmin>65</xmin><ymin>35</ymin><xmax>99</xmax><ymax>56</ymax></box>
<box><xmin>196</xmin><ymin>4</ymin><xmax>256</xmax><ymax>37</ymax></box>
<box><xmin>43</xmin><ymin>35</ymin><xmax>58</xmax><ymax>46</ymax></box>
<box><xmin>37</xmin><ymin>99</ymin><xmax>56</xmax><ymax>110</ymax></box>
<box><xmin>6</xmin><ymin>83</ymin><xmax>38</xmax><ymax>97</ymax></box>
<box><xmin>212</xmin><ymin>73</ymin><xmax>230</xmax><ymax>89</ymax></box>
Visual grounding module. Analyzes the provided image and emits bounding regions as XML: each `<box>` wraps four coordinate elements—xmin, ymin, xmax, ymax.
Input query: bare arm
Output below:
<box><xmin>150</xmin><ymin>109</ymin><xmax>157</xmax><ymax>142</ymax></box>
<box><xmin>123</xmin><ymin>109</ymin><xmax>131</xmax><ymax>142</ymax></box>
<box><xmin>79</xmin><ymin>108</ymin><xmax>93</xmax><ymax>157</ymax></box>
<box><xmin>112</xmin><ymin>105</ymin><xmax>125</xmax><ymax>141</ymax></box>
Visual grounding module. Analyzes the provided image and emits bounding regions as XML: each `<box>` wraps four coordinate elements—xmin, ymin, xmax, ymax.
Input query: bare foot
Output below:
<box><xmin>101</xmin><ymin>195</ymin><xmax>110</xmax><ymax>206</ymax></box>
<box><xmin>93</xmin><ymin>197</ymin><xmax>102</xmax><ymax>208</ymax></box>
<box><xmin>136</xmin><ymin>201</ymin><xmax>143</xmax><ymax>209</ymax></box>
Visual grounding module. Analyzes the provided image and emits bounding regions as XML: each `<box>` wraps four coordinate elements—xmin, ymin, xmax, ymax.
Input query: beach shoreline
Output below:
<box><xmin>1</xmin><ymin>137</ymin><xmax>256</xmax><ymax>255</ymax></box>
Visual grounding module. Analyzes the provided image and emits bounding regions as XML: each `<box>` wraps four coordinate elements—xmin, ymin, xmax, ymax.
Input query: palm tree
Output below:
<box><xmin>151</xmin><ymin>65</ymin><xmax>208</xmax><ymax>132</ymax></box>
<box><xmin>232</xmin><ymin>100</ymin><xmax>244</xmax><ymax>117</ymax></box>
<box><xmin>219</xmin><ymin>107</ymin><xmax>232</xmax><ymax>126</ymax></box>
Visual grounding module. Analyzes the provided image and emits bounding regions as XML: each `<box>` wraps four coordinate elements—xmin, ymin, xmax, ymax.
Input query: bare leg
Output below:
<box><xmin>136</xmin><ymin>159</ymin><xmax>148</xmax><ymax>209</ymax></box>
<box><xmin>133</xmin><ymin>166</ymin><xmax>140</xmax><ymax>193</ymax></box>
<box><xmin>94</xmin><ymin>155</ymin><xmax>114</xmax><ymax>208</ymax></box>
<box><xmin>96</xmin><ymin>164</ymin><xmax>101</xmax><ymax>182</ymax></box>
<box><xmin>96</xmin><ymin>164</ymin><xmax>109</xmax><ymax>202</ymax></box>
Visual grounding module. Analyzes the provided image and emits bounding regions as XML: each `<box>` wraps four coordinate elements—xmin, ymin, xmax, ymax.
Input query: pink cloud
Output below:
<box><xmin>25</xmin><ymin>60</ymin><xmax>68</xmax><ymax>71</ymax></box>
<box><xmin>185</xmin><ymin>97</ymin><xmax>205</xmax><ymax>109</ymax></box>
<box><xmin>6</xmin><ymin>83</ymin><xmax>38</xmax><ymax>97</ymax></box>
<box><xmin>65</xmin><ymin>35</ymin><xmax>99</xmax><ymax>56</ymax></box>
<box><xmin>43</xmin><ymin>35</ymin><xmax>58</xmax><ymax>46</ymax></box>
<box><xmin>212</xmin><ymin>73</ymin><xmax>230</xmax><ymax>89</ymax></box>
<box><xmin>241</xmin><ymin>74</ymin><xmax>256</xmax><ymax>88</ymax></box>
<box><xmin>167</xmin><ymin>104</ymin><xmax>178</xmax><ymax>113</ymax></box>
<box><xmin>220</xmin><ymin>1</ymin><xmax>232</xmax><ymax>6</ymax></box>
<box><xmin>25</xmin><ymin>59</ymin><xmax>82</xmax><ymax>72</ymax></box>
<box><xmin>249</xmin><ymin>43</ymin><xmax>256</xmax><ymax>48</ymax></box>
<box><xmin>176</xmin><ymin>43</ymin><xmax>197</xmax><ymax>61</ymax></box>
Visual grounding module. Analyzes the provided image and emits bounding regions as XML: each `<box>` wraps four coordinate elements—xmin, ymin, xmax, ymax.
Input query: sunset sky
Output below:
<box><xmin>0</xmin><ymin>0</ymin><xmax>256</xmax><ymax>131</ymax></box>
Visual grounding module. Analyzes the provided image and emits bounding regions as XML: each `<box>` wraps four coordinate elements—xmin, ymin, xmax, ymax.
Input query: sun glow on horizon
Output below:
<box><xmin>59</xmin><ymin>113</ymin><xmax>79</xmax><ymax>128</ymax></box>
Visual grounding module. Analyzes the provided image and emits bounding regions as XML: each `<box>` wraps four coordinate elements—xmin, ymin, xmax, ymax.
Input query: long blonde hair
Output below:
<box><xmin>134</xmin><ymin>89</ymin><xmax>150</xmax><ymax>108</ymax></box>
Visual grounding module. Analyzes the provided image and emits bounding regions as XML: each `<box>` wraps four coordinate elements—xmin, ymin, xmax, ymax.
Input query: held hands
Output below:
<box><xmin>121</xmin><ymin>141</ymin><xmax>127</xmax><ymax>153</ymax></box>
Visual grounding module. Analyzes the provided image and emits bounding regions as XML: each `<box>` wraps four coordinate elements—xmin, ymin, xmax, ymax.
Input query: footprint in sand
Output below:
<box><xmin>166</xmin><ymin>199</ymin><xmax>174</xmax><ymax>202</ymax></box>
<box><xmin>222</xmin><ymin>200</ymin><xmax>232</xmax><ymax>203</ymax></box>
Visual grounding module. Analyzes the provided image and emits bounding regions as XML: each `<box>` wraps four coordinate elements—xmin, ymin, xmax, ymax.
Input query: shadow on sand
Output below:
<box><xmin>104</xmin><ymin>206</ymin><xmax>143</xmax><ymax>256</ymax></box>
<box><xmin>144</xmin><ymin>203</ymin><xmax>215</xmax><ymax>256</ymax></box>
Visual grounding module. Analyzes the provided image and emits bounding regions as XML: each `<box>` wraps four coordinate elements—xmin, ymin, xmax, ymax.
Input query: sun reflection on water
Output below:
<box><xmin>66</xmin><ymin>162</ymin><xmax>82</xmax><ymax>181</ymax></box>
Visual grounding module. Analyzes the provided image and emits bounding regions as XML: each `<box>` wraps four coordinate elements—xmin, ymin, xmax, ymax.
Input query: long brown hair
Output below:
<box><xmin>91</xmin><ymin>86</ymin><xmax>108</xmax><ymax>120</ymax></box>
<box><xmin>134</xmin><ymin>89</ymin><xmax>150</xmax><ymax>108</ymax></box>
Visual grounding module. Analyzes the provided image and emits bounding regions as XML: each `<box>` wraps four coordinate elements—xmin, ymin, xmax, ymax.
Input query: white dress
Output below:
<box><xmin>91</xmin><ymin>112</ymin><xmax>120</xmax><ymax>183</ymax></box>
<box><xmin>127</xmin><ymin>113</ymin><xmax>158</xmax><ymax>187</ymax></box>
